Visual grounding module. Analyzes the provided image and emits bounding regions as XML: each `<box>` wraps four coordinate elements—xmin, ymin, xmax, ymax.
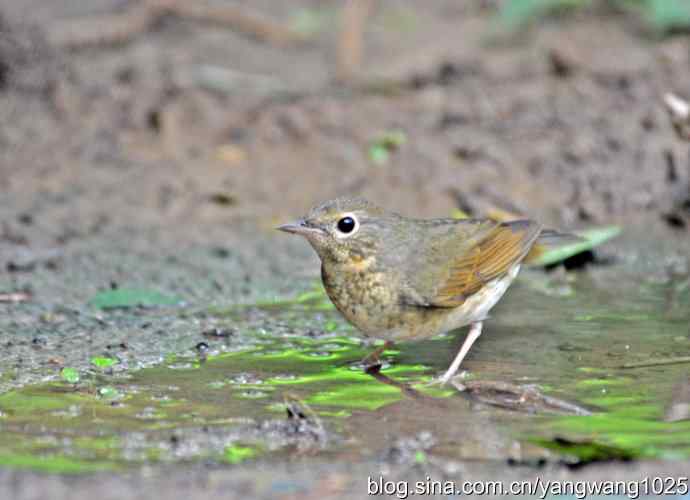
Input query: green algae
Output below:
<box><xmin>530</xmin><ymin>437</ymin><xmax>636</xmax><ymax>464</ymax></box>
<box><xmin>91</xmin><ymin>357</ymin><xmax>117</xmax><ymax>369</ymax></box>
<box><xmin>0</xmin><ymin>453</ymin><xmax>118</xmax><ymax>474</ymax></box>
<box><xmin>223</xmin><ymin>444</ymin><xmax>260</xmax><ymax>465</ymax></box>
<box><xmin>0</xmin><ymin>332</ymin><xmax>440</xmax><ymax>472</ymax></box>
<box><xmin>0</xmin><ymin>388</ymin><xmax>85</xmax><ymax>414</ymax></box>
<box><xmin>208</xmin><ymin>283</ymin><xmax>335</xmax><ymax>314</ymax></box>
<box><xmin>539</xmin><ymin>410</ymin><xmax>690</xmax><ymax>460</ymax></box>
<box><xmin>574</xmin><ymin>377</ymin><xmax>633</xmax><ymax>388</ymax></box>
<box><xmin>525</xmin><ymin>360</ymin><xmax>690</xmax><ymax>460</ymax></box>
<box><xmin>89</xmin><ymin>288</ymin><xmax>181</xmax><ymax>309</ymax></box>
<box><xmin>2</xmin><ymin>258</ymin><xmax>690</xmax><ymax>473</ymax></box>
<box><xmin>61</xmin><ymin>367</ymin><xmax>80</xmax><ymax>384</ymax></box>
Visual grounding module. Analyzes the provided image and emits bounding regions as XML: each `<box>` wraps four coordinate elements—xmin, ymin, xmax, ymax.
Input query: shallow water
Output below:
<box><xmin>1</xmin><ymin>243</ymin><xmax>689</xmax><ymax>472</ymax></box>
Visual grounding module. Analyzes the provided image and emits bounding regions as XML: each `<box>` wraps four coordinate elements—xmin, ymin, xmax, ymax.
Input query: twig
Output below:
<box><xmin>621</xmin><ymin>357</ymin><xmax>690</xmax><ymax>369</ymax></box>
<box><xmin>192</xmin><ymin>65</ymin><xmax>290</xmax><ymax>96</ymax></box>
<box><xmin>162</xmin><ymin>1</ymin><xmax>306</xmax><ymax>47</ymax></box>
<box><xmin>48</xmin><ymin>0</ymin><xmax>306</xmax><ymax>50</ymax></box>
<box><xmin>336</xmin><ymin>0</ymin><xmax>374</xmax><ymax>83</ymax></box>
<box><xmin>453</xmin><ymin>380</ymin><xmax>593</xmax><ymax>415</ymax></box>
<box><xmin>0</xmin><ymin>292</ymin><xmax>31</xmax><ymax>303</ymax></box>
<box><xmin>368</xmin><ymin>370</ymin><xmax>428</xmax><ymax>400</ymax></box>
<box><xmin>48</xmin><ymin>2</ymin><xmax>160</xmax><ymax>49</ymax></box>
<box><xmin>663</xmin><ymin>92</ymin><xmax>690</xmax><ymax>142</ymax></box>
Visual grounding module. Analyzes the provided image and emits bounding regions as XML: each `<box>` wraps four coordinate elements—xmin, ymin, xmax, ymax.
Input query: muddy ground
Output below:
<box><xmin>1</xmin><ymin>1</ymin><xmax>690</xmax><ymax>498</ymax></box>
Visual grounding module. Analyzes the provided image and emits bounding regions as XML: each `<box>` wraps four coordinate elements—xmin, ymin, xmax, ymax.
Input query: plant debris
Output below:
<box><xmin>453</xmin><ymin>380</ymin><xmax>593</xmax><ymax>415</ymax></box>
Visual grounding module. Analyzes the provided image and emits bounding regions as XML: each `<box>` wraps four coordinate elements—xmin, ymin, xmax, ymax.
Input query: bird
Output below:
<box><xmin>277</xmin><ymin>197</ymin><xmax>573</xmax><ymax>385</ymax></box>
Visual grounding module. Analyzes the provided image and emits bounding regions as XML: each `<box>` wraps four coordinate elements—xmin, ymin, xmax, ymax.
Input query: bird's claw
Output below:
<box><xmin>424</xmin><ymin>370</ymin><xmax>469</xmax><ymax>388</ymax></box>
<box><xmin>363</xmin><ymin>361</ymin><xmax>383</xmax><ymax>375</ymax></box>
<box><xmin>424</xmin><ymin>375</ymin><xmax>451</xmax><ymax>387</ymax></box>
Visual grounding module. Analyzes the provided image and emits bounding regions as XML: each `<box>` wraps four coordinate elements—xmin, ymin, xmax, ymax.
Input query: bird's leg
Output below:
<box><xmin>361</xmin><ymin>340</ymin><xmax>393</xmax><ymax>373</ymax></box>
<box><xmin>437</xmin><ymin>321</ymin><xmax>483</xmax><ymax>385</ymax></box>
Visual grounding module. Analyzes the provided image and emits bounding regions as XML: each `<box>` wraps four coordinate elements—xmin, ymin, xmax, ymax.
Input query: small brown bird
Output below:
<box><xmin>278</xmin><ymin>197</ymin><xmax>571</xmax><ymax>384</ymax></box>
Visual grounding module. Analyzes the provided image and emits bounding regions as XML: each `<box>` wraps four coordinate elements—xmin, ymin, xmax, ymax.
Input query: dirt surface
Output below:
<box><xmin>5</xmin><ymin>459</ymin><xmax>690</xmax><ymax>500</ymax></box>
<box><xmin>2</xmin><ymin>1</ymin><xmax>690</xmax><ymax>498</ymax></box>
<box><xmin>2</xmin><ymin>1</ymin><xmax>690</xmax><ymax>233</ymax></box>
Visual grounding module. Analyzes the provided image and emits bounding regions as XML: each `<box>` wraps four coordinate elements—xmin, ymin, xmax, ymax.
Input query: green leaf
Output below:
<box><xmin>642</xmin><ymin>0</ymin><xmax>690</xmax><ymax>32</ymax></box>
<box><xmin>368</xmin><ymin>129</ymin><xmax>407</xmax><ymax>166</ymax></box>
<box><xmin>529</xmin><ymin>226</ymin><xmax>622</xmax><ymax>267</ymax></box>
<box><xmin>289</xmin><ymin>7</ymin><xmax>333</xmax><ymax>37</ymax></box>
<box><xmin>497</xmin><ymin>0</ymin><xmax>591</xmax><ymax>30</ymax></box>
<box><xmin>378</xmin><ymin>130</ymin><xmax>407</xmax><ymax>148</ymax></box>
<box><xmin>89</xmin><ymin>288</ymin><xmax>180</xmax><ymax>310</ymax></box>
<box><xmin>368</xmin><ymin>144</ymin><xmax>390</xmax><ymax>165</ymax></box>
<box><xmin>60</xmin><ymin>367</ymin><xmax>80</xmax><ymax>384</ymax></box>
<box><xmin>91</xmin><ymin>357</ymin><xmax>116</xmax><ymax>369</ymax></box>
<box><xmin>450</xmin><ymin>208</ymin><xmax>470</xmax><ymax>219</ymax></box>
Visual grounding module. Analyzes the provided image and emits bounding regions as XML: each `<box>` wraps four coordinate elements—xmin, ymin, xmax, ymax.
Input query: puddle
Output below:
<box><xmin>0</xmin><ymin>327</ymin><xmax>452</xmax><ymax>472</ymax></box>
<box><xmin>0</xmin><ymin>256</ymin><xmax>689</xmax><ymax>473</ymax></box>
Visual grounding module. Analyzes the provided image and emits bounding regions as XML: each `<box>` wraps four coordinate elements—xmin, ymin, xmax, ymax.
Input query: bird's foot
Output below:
<box><xmin>364</xmin><ymin>361</ymin><xmax>383</xmax><ymax>375</ymax></box>
<box><xmin>360</xmin><ymin>340</ymin><xmax>393</xmax><ymax>374</ymax></box>
<box><xmin>425</xmin><ymin>369</ymin><xmax>469</xmax><ymax>387</ymax></box>
<box><xmin>426</xmin><ymin>322</ymin><xmax>483</xmax><ymax>386</ymax></box>
<box><xmin>425</xmin><ymin>375</ymin><xmax>451</xmax><ymax>387</ymax></box>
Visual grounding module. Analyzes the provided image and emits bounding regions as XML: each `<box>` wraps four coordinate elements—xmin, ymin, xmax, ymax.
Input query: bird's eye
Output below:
<box><xmin>337</xmin><ymin>217</ymin><xmax>355</xmax><ymax>233</ymax></box>
<box><xmin>335</xmin><ymin>215</ymin><xmax>358</xmax><ymax>237</ymax></box>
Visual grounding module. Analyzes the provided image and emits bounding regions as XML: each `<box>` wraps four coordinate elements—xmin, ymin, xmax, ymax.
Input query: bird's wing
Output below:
<box><xmin>400</xmin><ymin>219</ymin><xmax>542</xmax><ymax>308</ymax></box>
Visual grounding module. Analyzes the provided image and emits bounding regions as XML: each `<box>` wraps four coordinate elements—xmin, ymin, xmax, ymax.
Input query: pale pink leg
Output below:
<box><xmin>438</xmin><ymin>321</ymin><xmax>483</xmax><ymax>384</ymax></box>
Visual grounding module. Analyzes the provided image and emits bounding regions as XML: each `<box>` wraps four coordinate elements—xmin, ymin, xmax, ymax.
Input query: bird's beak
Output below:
<box><xmin>276</xmin><ymin>219</ymin><xmax>324</xmax><ymax>236</ymax></box>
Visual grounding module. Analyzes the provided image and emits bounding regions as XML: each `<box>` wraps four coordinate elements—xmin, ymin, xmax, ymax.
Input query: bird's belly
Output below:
<box><xmin>322</xmin><ymin>262</ymin><xmax>520</xmax><ymax>342</ymax></box>
<box><xmin>440</xmin><ymin>264</ymin><xmax>521</xmax><ymax>333</ymax></box>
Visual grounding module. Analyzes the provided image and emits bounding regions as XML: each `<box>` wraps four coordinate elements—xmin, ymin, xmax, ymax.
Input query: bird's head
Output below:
<box><xmin>277</xmin><ymin>197</ymin><xmax>400</xmax><ymax>264</ymax></box>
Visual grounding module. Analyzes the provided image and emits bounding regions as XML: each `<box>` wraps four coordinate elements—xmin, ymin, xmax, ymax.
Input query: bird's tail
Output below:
<box><xmin>482</xmin><ymin>208</ymin><xmax>586</xmax><ymax>266</ymax></box>
<box><xmin>524</xmin><ymin>229</ymin><xmax>584</xmax><ymax>264</ymax></box>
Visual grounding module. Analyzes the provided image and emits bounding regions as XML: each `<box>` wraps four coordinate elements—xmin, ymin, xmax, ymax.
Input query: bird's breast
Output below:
<box><xmin>321</xmin><ymin>259</ymin><xmax>403</xmax><ymax>335</ymax></box>
<box><xmin>321</xmin><ymin>260</ymin><xmax>522</xmax><ymax>342</ymax></box>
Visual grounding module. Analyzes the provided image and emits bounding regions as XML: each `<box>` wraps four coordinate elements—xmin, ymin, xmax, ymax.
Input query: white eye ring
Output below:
<box><xmin>334</xmin><ymin>213</ymin><xmax>359</xmax><ymax>239</ymax></box>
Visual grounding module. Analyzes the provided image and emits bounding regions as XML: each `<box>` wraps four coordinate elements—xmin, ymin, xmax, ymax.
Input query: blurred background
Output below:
<box><xmin>2</xmin><ymin>3</ymin><xmax>690</xmax><ymax>493</ymax></box>
<box><xmin>2</xmin><ymin>0</ymin><xmax>690</xmax><ymax>246</ymax></box>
